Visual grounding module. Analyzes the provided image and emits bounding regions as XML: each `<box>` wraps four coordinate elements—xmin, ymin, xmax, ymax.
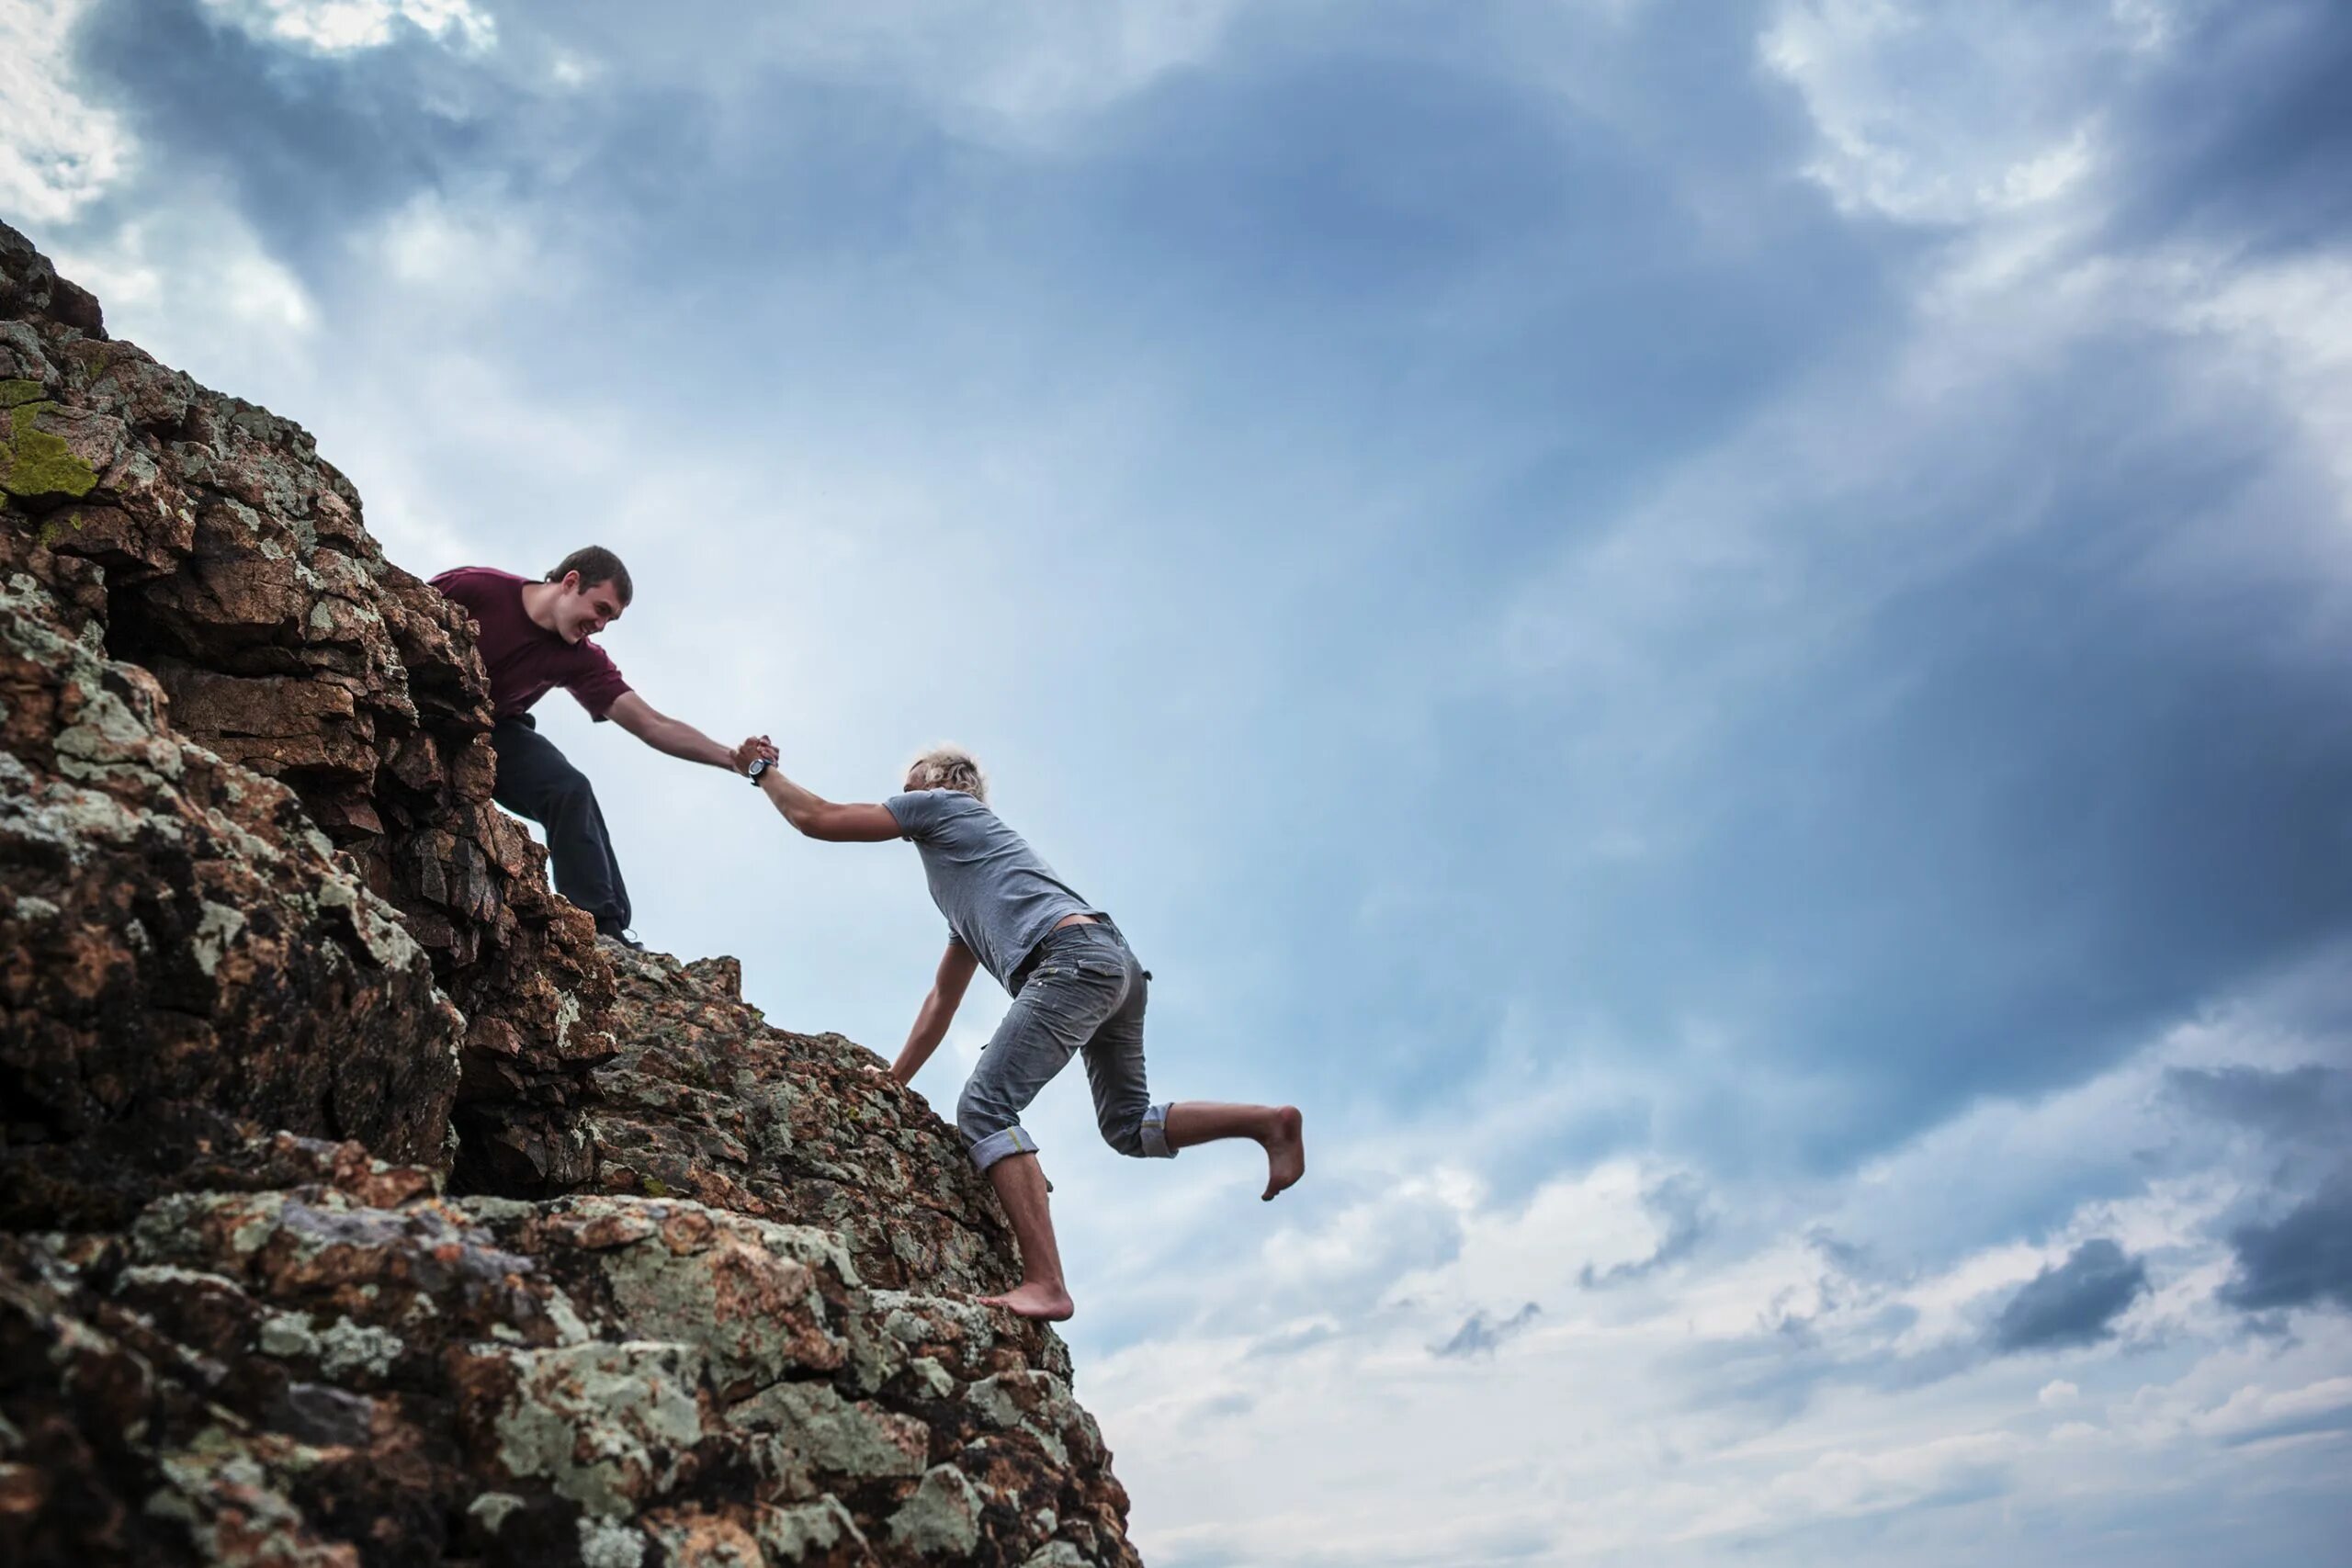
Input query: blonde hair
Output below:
<box><xmin>906</xmin><ymin>744</ymin><xmax>987</xmax><ymax>801</ymax></box>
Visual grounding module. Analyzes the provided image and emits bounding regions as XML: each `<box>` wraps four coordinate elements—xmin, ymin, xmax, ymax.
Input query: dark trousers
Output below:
<box><xmin>491</xmin><ymin>714</ymin><xmax>631</xmax><ymax>932</ymax></box>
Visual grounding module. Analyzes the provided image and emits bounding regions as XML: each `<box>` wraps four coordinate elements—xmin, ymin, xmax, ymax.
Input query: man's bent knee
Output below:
<box><xmin>546</xmin><ymin>766</ymin><xmax>595</xmax><ymax>806</ymax></box>
<box><xmin>1100</xmin><ymin>1102</ymin><xmax>1175</xmax><ymax>1160</ymax></box>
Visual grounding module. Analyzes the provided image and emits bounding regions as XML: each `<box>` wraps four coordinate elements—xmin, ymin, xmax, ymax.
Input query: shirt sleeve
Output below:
<box><xmin>566</xmin><ymin>639</ymin><xmax>633</xmax><ymax>722</ymax></box>
<box><xmin>885</xmin><ymin>791</ymin><xmax>941</xmax><ymax>841</ymax></box>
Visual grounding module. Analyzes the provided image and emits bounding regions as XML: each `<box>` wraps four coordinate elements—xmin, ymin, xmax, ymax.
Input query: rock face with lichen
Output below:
<box><xmin>584</xmin><ymin>949</ymin><xmax>1023</xmax><ymax>1295</ymax></box>
<box><xmin>0</xmin><ymin>223</ymin><xmax>1143</xmax><ymax>1566</ymax></box>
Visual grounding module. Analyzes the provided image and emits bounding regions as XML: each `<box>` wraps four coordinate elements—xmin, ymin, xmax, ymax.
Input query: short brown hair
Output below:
<box><xmin>547</xmin><ymin>546</ymin><xmax>633</xmax><ymax>605</ymax></box>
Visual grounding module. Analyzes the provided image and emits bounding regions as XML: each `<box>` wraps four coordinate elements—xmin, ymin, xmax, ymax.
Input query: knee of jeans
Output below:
<box><xmin>1099</xmin><ymin>1115</ymin><xmax>1148</xmax><ymax>1159</ymax></box>
<box><xmin>957</xmin><ymin>1080</ymin><xmax>1011</xmax><ymax>1144</ymax></box>
<box><xmin>547</xmin><ymin>766</ymin><xmax>594</xmax><ymax>805</ymax></box>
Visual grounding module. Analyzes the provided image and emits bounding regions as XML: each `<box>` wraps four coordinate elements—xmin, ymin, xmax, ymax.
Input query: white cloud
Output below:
<box><xmin>1759</xmin><ymin>0</ymin><xmax>2352</xmax><ymax>541</ymax></box>
<box><xmin>0</xmin><ymin>0</ymin><xmax>130</xmax><ymax>226</ymax></box>
<box><xmin>1078</xmin><ymin>962</ymin><xmax>2352</xmax><ymax>1564</ymax></box>
<box><xmin>197</xmin><ymin>0</ymin><xmax>496</xmax><ymax>54</ymax></box>
<box><xmin>1760</xmin><ymin>0</ymin><xmax>2132</xmax><ymax>225</ymax></box>
<box><xmin>53</xmin><ymin>212</ymin><xmax>318</xmax><ymax>392</ymax></box>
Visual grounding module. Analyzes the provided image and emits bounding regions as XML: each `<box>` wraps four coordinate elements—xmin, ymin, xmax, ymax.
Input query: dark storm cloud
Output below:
<box><xmin>71</xmin><ymin>0</ymin><xmax>520</xmax><ymax>276</ymax></box>
<box><xmin>1992</xmin><ymin>1240</ymin><xmax>2149</xmax><ymax>1353</ymax></box>
<box><xmin>2220</xmin><ymin>1178</ymin><xmax>2352</xmax><ymax>1315</ymax></box>
<box><xmin>2168</xmin><ymin>1066</ymin><xmax>2352</xmax><ymax>1146</ymax></box>
<box><xmin>1227</xmin><ymin>1</ymin><xmax>2352</xmax><ymax>1188</ymax></box>
<box><xmin>2102</xmin><ymin>0</ymin><xmax>2352</xmax><ymax>257</ymax></box>
<box><xmin>1396</xmin><ymin>275</ymin><xmax>2352</xmax><ymax>1187</ymax></box>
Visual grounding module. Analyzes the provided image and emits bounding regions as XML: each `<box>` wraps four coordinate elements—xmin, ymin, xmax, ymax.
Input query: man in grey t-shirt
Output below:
<box><xmin>749</xmin><ymin>743</ymin><xmax>1306</xmax><ymax>1321</ymax></box>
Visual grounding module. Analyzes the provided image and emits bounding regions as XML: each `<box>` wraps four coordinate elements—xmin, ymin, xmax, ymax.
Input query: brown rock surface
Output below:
<box><xmin>0</xmin><ymin>220</ymin><xmax>614</xmax><ymax>1206</ymax></box>
<box><xmin>585</xmin><ymin>948</ymin><xmax>1023</xmax><ymax>1295</ymax></box>
<box><xmin>0</xmin><ymin>223</ymin><xmax>1142</xmax><ymax>1565</ymax></box>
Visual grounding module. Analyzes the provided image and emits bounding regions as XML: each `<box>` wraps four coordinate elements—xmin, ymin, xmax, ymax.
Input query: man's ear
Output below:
<box><xmin>560</xmin><ymin>570</ymin><xmax>582</xmax><ymax>594</ymax></box>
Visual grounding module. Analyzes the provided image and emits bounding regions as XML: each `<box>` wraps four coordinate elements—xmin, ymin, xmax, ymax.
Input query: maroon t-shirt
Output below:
<box><xmin>429</xmin><ymin>567</ymin><xmax>633</xmax><ymax>722</ymax></box>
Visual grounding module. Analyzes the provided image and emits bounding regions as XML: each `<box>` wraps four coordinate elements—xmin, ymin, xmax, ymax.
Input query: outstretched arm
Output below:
<box><xmin>889</xmin><ymin>940</ymin><xmax>980</xmax><ymax>1085</ymax></box>
<box><xmin>755</xmin><ymin>761</ymin><xmax>904</xmax><ymax>841</ymax></box>
<box><xmin>608</xmin><ymin>691</ymin><xmax>763</xmax><ymax>772</ymax></box>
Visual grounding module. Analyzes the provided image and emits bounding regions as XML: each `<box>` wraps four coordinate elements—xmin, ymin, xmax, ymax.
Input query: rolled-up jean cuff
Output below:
<box><xmin>967</xmin><ymin>1124</ymin><xmax>1040</xmax><ymax>1172</ymax></box>
<box><xmin>1140</xmin><ymin>1102</ymin><xmax>1174</xmax><ymax>1159</ymax></box>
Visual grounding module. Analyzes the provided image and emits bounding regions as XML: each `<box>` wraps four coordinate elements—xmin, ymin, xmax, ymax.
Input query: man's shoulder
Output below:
<box><xmin>888</xmin><ymin>788</ymin><xmax>990</xmax><ymax>836</ymax></box>
<box><xmin>931</xmin><ymin>790</ymin><xmax>999</xmax><ymax>821</ymax></box>
<box><xmin>430</xmin><ymin>565</ymin><xmax>526</xmax><ymax>598</ymax></box>
<box><xmin>571</xmin><ymin>635</ymin><xmax>625</xmax><ymax>680</ymax></box>
<box><xmin>939</xmin><ymin>792</ymin><xmax>1020</xmax><ymax>843</ymax></box>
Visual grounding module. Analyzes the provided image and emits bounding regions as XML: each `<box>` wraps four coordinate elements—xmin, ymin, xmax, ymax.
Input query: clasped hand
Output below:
<box><xmin>729</xmin><ymin>733</ymin><xmax>779</xmax><ymax>775</ymax></box>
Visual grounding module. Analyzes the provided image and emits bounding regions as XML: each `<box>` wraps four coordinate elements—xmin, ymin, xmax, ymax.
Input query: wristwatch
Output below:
<box><xmin>747</xmin><ymin>756</ymin><xmax>775</xmax><ymax>784</ymax></box>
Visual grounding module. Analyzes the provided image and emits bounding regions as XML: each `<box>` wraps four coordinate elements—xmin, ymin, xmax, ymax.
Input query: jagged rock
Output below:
<box><xmin>0</xmin><ymin>576</ymin><xmax>462</xmax><ymax>1229</ymax></box>
<box><xmin>0</xmin><ymin>1152</ymin><xmax>1136</xmax><ymax>1566</ymax></box>
<box><xmin>0</xmin><ymin>223</ymin><xmax>1142</xmax><ymax>1564</ymax></box>
<box><xmin>586</xmin><ymin>948</ymin><xmax>1023</xmax><ymax>1294</ymax></box>
<box><xmin>0</xmin><ymin>216</ymin><xmax>614</xmax><ymax>1213</ymax></box>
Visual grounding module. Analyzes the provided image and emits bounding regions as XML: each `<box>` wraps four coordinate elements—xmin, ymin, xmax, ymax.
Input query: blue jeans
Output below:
<box><xmin>958</xmin><ymin>921</ymin><xmax>1175</xmax><ymax>1172</ymax></box>
<box><xmin>492</xmin><ymin>715</ymin><xmax>630</xmax><ymax>931</ymax></box>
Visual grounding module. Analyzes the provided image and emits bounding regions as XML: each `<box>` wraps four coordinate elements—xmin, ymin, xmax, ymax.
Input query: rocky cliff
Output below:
<box><xmin>0</xmin><ymin>222</ymin><xmax>1142</xmax><ymax>1568</ymax></box>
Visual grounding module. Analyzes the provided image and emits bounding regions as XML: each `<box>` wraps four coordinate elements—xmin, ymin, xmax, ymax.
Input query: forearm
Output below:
<box><xmin>643</xmin><ymin>716</ymin><xmax>737</xmax><ymax>769</ymax></box>
<box><xmin>757</xmin><ymin>767</ymin><xmax>833</xmax><ymax>833</ymax></box>
<box><xmin>893</xmin><ymin>993</ymin><xmax>955</xmax><ymax>1083</ymax></box>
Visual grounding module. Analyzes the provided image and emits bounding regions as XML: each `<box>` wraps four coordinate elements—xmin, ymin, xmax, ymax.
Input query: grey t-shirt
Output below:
<box><xmin>884</xmin><ymin>789</ymin><xmax>1103</xmax><ymax>991</ymax></box>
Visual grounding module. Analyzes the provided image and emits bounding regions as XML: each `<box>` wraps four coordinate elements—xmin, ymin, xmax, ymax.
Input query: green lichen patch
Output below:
<box><xmin>888</xmin><ymin>1465</ymin><xmax>984</xmax><ymax>1557</ymax></box>
<box><xmin>0</xmin><ymin>378</ymin><xmax>45</xmax><ymax>408</ymax></box>
<box><xmin>578</xmin><ymin>1517</ymin><xmax>648</xmax><ymax>1568</ymax></box>
<box><xmin>725</xmin><ymin>1382</ymin><xmax>925</xmax><ymax>1481</ymax></box>
<box><xmin>592</xmin><ymin>1207</ymin><xmax>852</xmax><ymax>1387</ymax></box>
<box><xmin>0</xmin><ymin>398</ymin><xmax>98</xmax><ymax>499</ymax></box>
<box><xmin>33</xmin><ymin>508</ymin><xmax>87</xmax><ymax>549</ymax></box>
<box><xmin>753</xmin><ymin>1496</ymin><xmax>865</xmax><ymax>1562</ymax></box>
<box><xmin>492</xmin><ymin>1339</ymin><xmax>706</xmax><ymax>1517</ymax></box>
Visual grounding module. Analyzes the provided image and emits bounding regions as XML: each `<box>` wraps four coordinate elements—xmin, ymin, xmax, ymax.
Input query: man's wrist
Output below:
<box><xmin>747</xmin><ymin>756</ymin><xmax>775</xmax><ymax>784</ymax></box>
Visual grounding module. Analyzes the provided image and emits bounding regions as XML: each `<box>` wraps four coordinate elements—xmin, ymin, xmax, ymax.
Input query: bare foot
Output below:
<box><xmin>1261</xmin><ymin>1106</ymin><xmax>1306</xmax><ymax>1201</ymax></box>
<box><xmin>980</xmin><ymin>1280</ymin><xmax>1076</xmax><ymax>1322</ymax></box>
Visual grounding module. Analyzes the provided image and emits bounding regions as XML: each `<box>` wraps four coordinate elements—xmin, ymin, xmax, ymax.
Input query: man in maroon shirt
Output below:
<box><xmin>430</xmin><ymin>547</ymin><xmax>766</xmax><ymax>947</ymax></box>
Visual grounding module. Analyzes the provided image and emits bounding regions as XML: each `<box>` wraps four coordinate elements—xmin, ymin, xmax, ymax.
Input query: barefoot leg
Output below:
<box><xmin>1163</xmin><ymin>1102</ymin><xmax>1307</xmax><ymax>1201</ymax></box>
<box><xmin>978</xmin><ymin>1153</ymin><xmax>1075</xmax><ymax>1321</ymax></box>
<box><xmin>1261</xmin><ymin>1105</ymin><xmax>1306</xmax><ymax>1201</ymax></box>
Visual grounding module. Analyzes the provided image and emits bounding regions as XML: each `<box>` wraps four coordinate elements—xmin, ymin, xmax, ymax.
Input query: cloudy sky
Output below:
<box><xmin>8</xmin><ymin>0</ymin><xmax>2352</xmax><ymax>1561</ymax></box>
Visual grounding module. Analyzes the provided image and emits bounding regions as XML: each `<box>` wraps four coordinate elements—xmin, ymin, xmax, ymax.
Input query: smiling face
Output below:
<box><xmin>552</xmin><ymin>573</ymin><xmax>626</xmax><ymax>642</ymax></box>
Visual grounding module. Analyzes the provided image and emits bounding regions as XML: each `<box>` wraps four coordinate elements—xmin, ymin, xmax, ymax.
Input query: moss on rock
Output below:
<box><xmin>0</xmin><ymin>397</ymin><xmax>98</xmax><ymax>499</ymax></box>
